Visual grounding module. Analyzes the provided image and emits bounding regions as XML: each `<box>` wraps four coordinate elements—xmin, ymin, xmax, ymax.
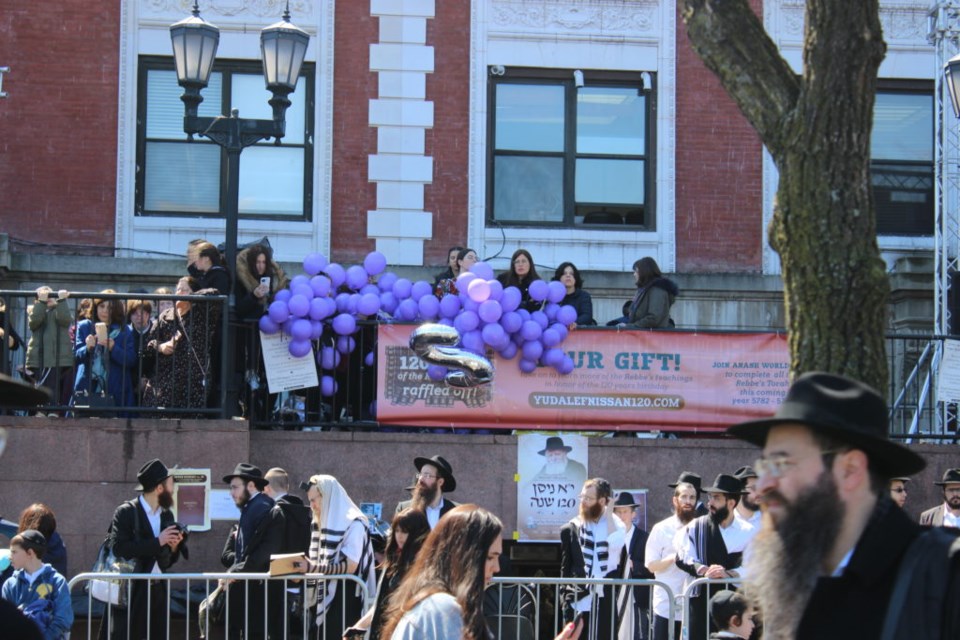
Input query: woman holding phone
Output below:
<box><xmin>235</xmin><ymin>243</ymin><xmax>288</xmax><ymax>321</ymax></box>
<box><xmin>73</xmin><ymin>290</ymin><xmax>136</xmax><ymax>408</ymax></box>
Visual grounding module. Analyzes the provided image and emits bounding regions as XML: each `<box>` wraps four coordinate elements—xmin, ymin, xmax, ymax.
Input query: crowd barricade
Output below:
<box><xmin>485</xmin><ymin>575</ymin><xmax>677</xmax><ymax>640</ymax></box>
<box><xmin>0</xmin><ymin>289</ymin><xmax>227</xmax><ymax>419</ymax></box>
<box><xmin>67</xmin><ymin>571</ymin><xmax>370</xmax><ymax>640</ymax></box>
<box><xmin>680</xmin><ymin>576</ymin><xmax>742</xmax><ymax>640</ymax></box>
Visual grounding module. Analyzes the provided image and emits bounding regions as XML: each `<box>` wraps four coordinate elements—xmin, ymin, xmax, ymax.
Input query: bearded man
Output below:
<box><xmin>394</xmin><ymin>454</ymin><xmax>459</xmax><ymax>529</ymax></box>
<box><xmin>733</xmin><ymin>466</ymin><xmax>761</xmax><ymax>529</ymax></box>
<box><xmin>919</xmin><ymin>468</ymin><xmax>960</xmax><ymax>527</ymax></box>
<box><xmin>560</xmin><ymin>478</ymin><xmax>626</xmax><ymax>639</ymax></box>
<box><xmin>99</xmin><ymin>458</ymin><xmax>186</xmax><ymax>640</ymax></box>
<box><xmin>728</xmin><ymin>372</ymin><xmax>960</xmax><ymax>640</ymax></box>
<box><xmin>675</xmin><ymin>474</ymin><xmax>755</xmax><ymax>640</ymax></box>
<box><xmin>645</xmin><ymin>482</ymin><xmax>698</xmax><ymax>640</ymax></box>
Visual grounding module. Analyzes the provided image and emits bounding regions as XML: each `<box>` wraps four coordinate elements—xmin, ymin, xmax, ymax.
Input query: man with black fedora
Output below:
<box><xmin>675</xmin><ymin>473</ymin><xmax>755</xmax><ymax>640</ymax></box>
<box><xmin>395</xmin><ymin>454</ymin><xmax>459</xmax><ymax>529</ymax></box>
<box><xmin>668</xmin><ymin>471</ymin><xmax>708</xmax><ymax>516</ymax></box>
<box><xmin>612</xmin><ymin>491</ymin><xmax>654</xmax><ymax>640</ymax></box>
<box><xmin>919</xmin><ymin>468</ymin><xmax>960</xmax><ymax>527</ymax></box>
<box><xmin>732</xmin><ymin>466</ymin><xmax>761</xmax><ymax>528</ymax></box>
<box><xmin>727</xmin><ymin>371</ymin><xmax>960</xmax><ymax>640</ymax></box>
<box><xmin>221</xmin><ymin>462</ymin><xmax>284</xmax><ymax>640</ymax></box>
<box><xmin>99</xmin><ymin>458</ymin><xmax>186</xmax><ymax>640</ymax></box>
<box><xmin>533</xmin><ymin>436</ymin><xmax>588</xmax><ymax>489</ymax></box>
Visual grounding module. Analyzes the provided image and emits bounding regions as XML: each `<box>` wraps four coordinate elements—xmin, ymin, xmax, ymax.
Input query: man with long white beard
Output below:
<box><xmin>561</xmin><ymin>478</ymin><xmax>626</xmax><ymax>639</ymax></box>
<box><xmin>675</xmin><ymin>474</ymin><xmax>754</xmax><ymax>640</ymax></box>
<box><xmin>394</xmin><ymin>455</ymin><xmax>459</xmax><ymax>529</ymax></box>
<box><xmin>644</xmin><ymin>482</ymin><xmax>697</xmax><ymax>640</ymax></box>
<box><xmin>728</xmin><ymin>372</ymin><xmax>960</xmax><ymax>640</ymax></box>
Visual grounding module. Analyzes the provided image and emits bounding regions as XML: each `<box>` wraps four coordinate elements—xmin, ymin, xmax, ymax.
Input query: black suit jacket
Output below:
<box><xmin>111</xmin><ymin>498</ymin><xmax>184</xmax><ymax>573</ymax></box>
<box><xmin>621</xmin><ymin>526</ymin><xmax>654</xmax><ymax>605</ymax></box>
<box><xmin>224</xmin><ymin>492</ymin><xmax>284</xmax><ymax>573</ymax></box>
<box><xmin>395</xmin><ymin>496</ymin><xmax>459</xmax><ymax>521</ymax></box>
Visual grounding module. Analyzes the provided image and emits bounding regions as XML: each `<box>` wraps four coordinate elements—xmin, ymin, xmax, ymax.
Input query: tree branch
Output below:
<box><xmin>680</xmin><ymin>0</ymin><xmax>800</xmax><ymax>155</ymax></box>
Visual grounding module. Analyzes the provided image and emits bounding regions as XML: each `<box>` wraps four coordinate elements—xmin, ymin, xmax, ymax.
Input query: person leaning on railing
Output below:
<box><xmin>621</xmin><ymin>257</ymin><xmax>678</xmax><ymax>329</ymax></box>
<box><xmin>73</xmin><ymin>290</ymin><xmax>137</xmax><ymax>410</ymax></box>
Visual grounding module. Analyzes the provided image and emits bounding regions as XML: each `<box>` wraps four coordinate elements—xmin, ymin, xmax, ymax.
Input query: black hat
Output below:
<box><xmin>934</xmin><ymin>468</ymin><xmax>960</xmax><ymax>486</ymax></box>
<box><xmin>223</xmin><ymin>463</ymin><xmax>269</xmax><ymax>489</ymax></box>
<box><xmin>613</xmin><ymin>491</ymin><xmax>639</xmax><ymax>508</ymax></box>
<box><xmin>728</xmin><ymin>372</ymin><xmax>926</xmax><ymax>477</ymax></box>
<box><xmin>414</xmin><ymin>455</ymin><xmax>456</xmax><ymax>493</ymax></box>
<box><xmin>538</xmin><ymin>436</ymin><xmax>573</xmax><ymax>456</ymax></box>
<box><xmin>18</xmin><ymin>529</ymin><xmax>47</xmax><ymax>550</ymax></box>
<box><xmin>136</xmin><ymin>459</ymin><xmax>172</xmax><ymax>491</ymax></box>
<box><xmin>668</xmin><ymin>471</ymin><xmax>702</xmax><ymax>493</ymax></box>
<box><xmin>733</xmin><ymin>466</ymin><xmax>758</xmax><ymax>481</ymax></box>
<box><xmin>890</xmin><ymin>477</ymin><xmax>911</xmax><ymax>483</ymax></box>
<box><xmin>702</xmin><ymin>473</ymin><xmax>748</xmax><ymax>495</ymax></box>
<box><xmin>0</xmin><ymin>373</ymin><xmax>50</xmax><ymax>408</ymax></box>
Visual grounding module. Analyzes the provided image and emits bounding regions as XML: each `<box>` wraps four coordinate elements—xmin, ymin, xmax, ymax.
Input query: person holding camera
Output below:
<box><xmin>98</xmin><ymin>459</ymin><xmax>187</xmax><ymax>640</ymax></box>
<box><xmin>25</xmin><ymin>286</ymin><xmax>74</xmax><ymax>412</ymax></box>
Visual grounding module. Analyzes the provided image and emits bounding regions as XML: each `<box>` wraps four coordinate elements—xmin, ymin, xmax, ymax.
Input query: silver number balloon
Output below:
<box><xmin>409</xmin><ymin>323</ymin><xmax>494</xmax><ymax>387</ymax></box>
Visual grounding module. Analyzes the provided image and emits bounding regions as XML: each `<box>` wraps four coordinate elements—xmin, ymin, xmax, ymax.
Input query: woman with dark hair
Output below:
<box><xmin>435</xmin><ymin>248</ymin><xmax>479</xmax><ymax>298</ymax></box>
<box><xmin>190</xmin><ymin>241</ymin><xmax>232</xmax><ymax>295</ymax></box>
<box><xmin>625</xmin><ymin>257</ymin><xmax>678</xmax><ymax>328</ymax></box>
<box><xmin>235</xmin><ymin>243</ymin><xmax>289</xmax><ymax>321</ymax></box>
<box><xmin>344</xmin><ymin>508</ymin><xmax>431</xmax><ymax>639</ymax></box>
<box><xmin>553</xmin><ymin>262</ymin><xmax>596</xmax><ymax>326</ymax></box>
<box><xmin>433</xmin><ymin>246</ymin><xmax>466</xmax><ymax>286</ymax></box>
<box><xmin>497</xmin><ymin>249</ymin><xmax>542</xmax><ymax>312</ymax></box>
<box><xmin>73</xmin><ymin>290</ymin><xmax>136</xmax><ymax>407</ymax></box>
<box><xmin>0</xmin><ymin>503</ymin><xmax>68</xmax><ymax>585</ymax></box>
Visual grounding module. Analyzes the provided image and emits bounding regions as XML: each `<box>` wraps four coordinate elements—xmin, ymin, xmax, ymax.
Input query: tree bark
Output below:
<box><xmin>682</xmin><ymin>0</ymin><xmax>890</xmax><ymax>392</ymax></box>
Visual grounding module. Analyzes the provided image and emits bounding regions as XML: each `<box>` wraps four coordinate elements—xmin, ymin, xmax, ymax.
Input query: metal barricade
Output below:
<box><xmin>680</xmin><ymin>577</ymin><xmax>741</xmax><ymax>640</ymax></box>
<box><xmin>68</xmin><ymin>571</ymin><xmax>370</xmax><ymax>640</ymax></box>
<box><xmin>486</xmin><ymin>576</ymin><xmax>676</xmax><ymax>640</ymax></box>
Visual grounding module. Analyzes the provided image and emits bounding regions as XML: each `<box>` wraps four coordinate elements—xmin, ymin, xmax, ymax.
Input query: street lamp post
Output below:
<box><xmin>170</xmin><ymin>1</ymin><xmax>309</xmax><ymax>417</ymax></box>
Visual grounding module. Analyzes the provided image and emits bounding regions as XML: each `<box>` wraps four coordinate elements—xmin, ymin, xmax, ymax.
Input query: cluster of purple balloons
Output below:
<box><xmin>257</xmin><ymin>250</ymin><xmax>578</xmax><ymax>395</ymax></box>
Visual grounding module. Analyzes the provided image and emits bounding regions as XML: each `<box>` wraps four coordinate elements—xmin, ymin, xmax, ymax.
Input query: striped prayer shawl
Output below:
<box><xmin>578</xmin><ymin>520</ymin><xmax>610</xmax><ymax>580</ymax></box>
<box><xmin>308</xmin><ymin>519</ymin><xmax>376</xmax><ymax>626</ymax></box>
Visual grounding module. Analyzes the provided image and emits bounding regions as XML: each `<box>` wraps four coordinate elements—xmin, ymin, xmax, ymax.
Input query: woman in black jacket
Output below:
<box><xmin>553</xmin><ymin>262</ymin><xmax>596</xmax><ymax>326</ymax></box>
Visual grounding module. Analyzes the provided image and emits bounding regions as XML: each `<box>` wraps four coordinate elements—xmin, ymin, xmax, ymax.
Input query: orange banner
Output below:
<box><xmin>376</xmin><ymin>325</ymin><xmax>790</xmax><ymax>432</ymax></box>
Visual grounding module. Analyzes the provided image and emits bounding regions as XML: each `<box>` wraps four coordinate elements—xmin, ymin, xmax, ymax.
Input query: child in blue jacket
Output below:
<box><xmin>1</xmin><ymin>530</ymin><xmax>73</xmax><ymax>639</ymax></box>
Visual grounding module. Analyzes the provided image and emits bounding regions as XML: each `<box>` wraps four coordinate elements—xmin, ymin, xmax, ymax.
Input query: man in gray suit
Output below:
<box><xmin>919</xmin><ymin>468</ymin><xmax>960</xmax><ymax>527</ymax></box>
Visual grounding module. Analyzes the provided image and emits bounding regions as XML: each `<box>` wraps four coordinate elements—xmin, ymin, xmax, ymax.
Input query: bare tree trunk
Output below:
<box><xmin>681</xmin><ymin>0</ymin><xmax>889</xmax><ymax>391</ymax></box>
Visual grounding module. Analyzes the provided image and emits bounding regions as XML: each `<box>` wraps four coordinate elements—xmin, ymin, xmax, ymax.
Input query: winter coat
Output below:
<box><xmin>25</xmin><ymin>300</ymin><xmax>74</xmax><ymax>368</ymax></box>
<box><xmin>628</xmin><ymin>277</ymin><xmax>679</xmax><ymax>328</ymax></box>
<box><xmin>73</xmin><ymin>320</ymin><xmax>137</xmax><ymax>407</ymax></box>
<box><xmin>1</xmin><ymin>563</ymin><xmax>73</xmax><ymax>640</ymax></box>
<box><xmin>234</xmin><ymin>246</ymin><xmax>289</xmax><ymax>321</ymax></box>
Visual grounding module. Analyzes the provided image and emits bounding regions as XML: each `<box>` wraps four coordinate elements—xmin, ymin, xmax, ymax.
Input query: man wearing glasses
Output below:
<box><xmin>728</xmin><ymin>372</ymin><xmax>960</xmax><ymax>640</ymax></box>
<box><xmin>919</xmin><ymin>469</ymin><xmax>960</xmax><ymax>527</ymax></box>
<box><xmin>395</xmin><ymin>455</ymin><xmax>459</xmax><ymax>529</ymax></box>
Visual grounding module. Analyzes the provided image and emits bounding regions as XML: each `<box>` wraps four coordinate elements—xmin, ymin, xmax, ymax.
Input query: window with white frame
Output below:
<box><xmin>871</xmin><ymin>82</ymin><xmax>933</xmax><ymax>236</ymax></box>
<box><xmin>487</xmin><ymin>68</ymin><xmax>654</xmax><ymax>229</ymax></box>
<box><xmin>135</xmin><ymin>57</ymin><xmax>314</xmax><ymax>219</ymax></box>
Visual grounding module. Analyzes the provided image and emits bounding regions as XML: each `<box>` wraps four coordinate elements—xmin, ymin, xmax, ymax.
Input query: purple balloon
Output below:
<box><xmin>517</xmin><ymin>309</ymin><xmax>531</xmax><ymax>321</ymax></box>
<box><xmin>396</xmin><ymin>298</ymin><xmax>418</xmax><ymax>321</ymax></box>
<box><xmin>310</xmin><ymin>275</ymin><xmax>332</xmax><ymax>298</ymax></box>
<box><xmin>482</xmin><ymin>322</ymin><xmax>506</xmax><ymax>347</ymax></box>
<box><xmin>543</xmin><ymin>347</ymin><xmax>565</xmax><ymax>368</ymax></box>
<box><xmin>309</xmin><ymin>297</ymin><xmax>328</xmax><ymax>321</ymax></box>
<box><xmin>461</xmin><ymin>297</ymin><xmax>479</xmax><ymax>312</ymax></box>
<box><xmin>364</xmin><ymin>350</ymin><xmax>376</xmax><ymax>367</ymax></box>
<box><xmin>318</xmin><ymin>346</ymin><xmax>341</xmax><ymax>370</ymax></box>
<box><xmin>303</xmin><ymin>252</ymin><xmax>328</xmax><ymax>276</ymax></box>
<box><xmin>456</xmin><ymin>271</ymin><xmax>477</xmax><ymax>291</ymax></box>
<box><xmin>528</xmin><ymin>279</ymin><xmax>549</xmax><ymax>302</ymax></box>
<box><xmin>467</xmin><ymin>278</ymin><xmax>491</xmax><ymax>303</ymax></box>
<box><xmin>500</xmin><ymin>311</ymin><xmax>522</xmax><ymax>334</ymax></box>
<box><xmin>268</xmin><ymin>300</ymin><xmax>290</xmax><ymax>324</ymax></box>
<box><xmin>478</xmin><ymin>299</ymin><xmax>503</xmax><ymax>324</ymax></box>
<box><xmin>470</xmin><ymin>261</ymin><xmax>495</xmax><ymax>281</ymax></box>
<box><xmin>358</xmin><ymin>292</ymin><xmax>381</xmax><ymax>316</ymax></box>
<box><xmin>320</xmin><ymin>375</ymin><xmax>338</xmax><ymax>397</ymax></box>
<box><xmin>288</xmin><ymin>294</ymin><xmax>310</xmax><ymax>318</ymax></box>
<box><xmin>454</xmin><ymin>310</ymin><xmax>480</xmax><ymax>333</ymax></box>
<box><xmin>360</xmin><ymin>283</ymin><xmax>379</xmax><ymax>297</ymax></box>
<box><xmin>274</xmin><ymin>288</ymin><xmax>292</xmax><ymax>303</ymax></box>
<box><xmin>557</xmin><ymin>305</ymin><xmax>578</xmax><ymax>326</ymax></box>
<box><xmin>291</xmin><ymin>284</ymin><xmax>313</xmax><ymax>301</ymax></box>
<box><xmin>542</xmin><ymin>327</ymin><xmax>561</xmax><ymax>347</ymax></box>
<box><xmin>519</xmin><ymin>359</ymin><xmax>538</xmax><ymax>373</ymax></box>
<box><xmin>291</xmin><ymin>318</ymin><xmax>312</xmax><ymax>341</ymax></box>
<box><xmin>500</xmin><ymin>341</ymin><xmax>518</xmax><ymax>359</ymax></box>
<box><xmin>439</xmin><ymin>294</ymin><xmax>461</xmax><ymax>319</ymax></box>
<box><xmin>291</xmin><ymin>275</ymin><xmax>310</xmax><ymax>288</ymax></box>
<box><xmin>418</xmin><ymin>295</ymin><xmax>440</xmax><ymax>320</ymax></box>
<box><xmin>462</xmin><ymin>330</ymin><xmax>484</xmax><ymax>354</ymax></box>
<box><xmin>438</xmin><ymin>317</ymin><xmax>454</xmax><ymax>327</ymax></box>
<box><xmin>289</xmin><ymin>339</ymin><xmax>312</xmax><ymax>358</ymax></box>
<box><xmin>309</xmin><ymin>320</ymin><xmax>324</xmax><ymax>340</ymax></box>
<box><xmin>364</xmin><ymin>251</ymin><xmax>387</xmax><ymax>276</ymax></box>
<box><xmin>258</xmin><ymin>315</ymin><xmax>279</xmax><ymax>335</ymax></box>
<box><xmin>427</xmin><ymin>365</ymin><xmax>447</xmax><ymax>382</ymax></box>
<box><xmin>501</xmin><ymin>287</ymin><xmax>522</xmax><ymax>312</ymax></box>
<box><xmin>392</xmin><ymin>278</ymin><xmax>412</xmax><ymax>300</ymax></box>
<box><xmin>323</xmin><ymin>263</ymin><xmax>346</xmax><ymax>288</ymax></box>
<box><xmin>346</xmin><ymin>265</ymin><xmax>368</xmax><ymax>291</ymax></box>
<box><xmin>411</xmin><ymin>280</ymin><xmax>433</xmax><ymax>302</ymax></box>
<box><xmin>336</xmin><ymin>336</ymin><xmax>356</xmax><ymax>354</ymax></box>
<box><xmin>547</xmin><ymin>280</ymin><xmax>567</xmax><ymax>304</ymax></box>
<box><xmin>335</xmin><ymin>292</ymin><xmax>351</xmax><ymax>313</ymax></box>
<box><xmin>550</xmin><ymin>322</ymin><xmax>569</xmax><ymax>342</ymax></box>
<box><xmin>559</xmin><ymin>355</ymin><xmax>575</xmax><ymax>374</ymax></box>
<box><xmin>380</xmin><ymin>291</ymin><xmax>399</xmax><ymax>315</ymax></box>
<box><xmin>347</xmin><ymin>293</ymin><xmax>360</xmax><ymax>315</ymax></box>
<box><xmin>531</xmin><ymin>311</ymin><xmax>549</xmax><ymax>329</ymax></box>
<box><xmin>520</xmin><ymin>320</ymin><xmax>542</xmax><ymax>341</ymax></box>
<box><xmin>522</xmin><ymin>340</ymin><xmax>544</xmax><ymax>361</ymax></box>
<box><xmin>332</xmin><ymin>313</ymin><xmax>356</xmax><ymax>336</ymax></box>
<box><xmin>544</xmin><ymin>303</ymin><xmax>559</xmax><ymax>321</ymax></box>
<box><xmin>378</xmin><ymin>271</ymin><xmax>398</xmax><ymax>292</ymax></box>
<box><xmin>487</xmin><ymin>279</ymin><xmax>503</xmax><ymax>301</ymax></box>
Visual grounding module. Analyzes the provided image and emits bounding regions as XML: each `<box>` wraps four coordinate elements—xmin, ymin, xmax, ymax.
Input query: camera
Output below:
<box><xmin>173</xmin><ymin>522</ymin><xmax>189</xmax><ymax>540</ymax></box>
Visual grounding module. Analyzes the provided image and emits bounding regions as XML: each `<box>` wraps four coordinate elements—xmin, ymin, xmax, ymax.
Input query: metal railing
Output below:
<box><xmin>68</xmin><ymin>571</ymin><xmax>369</xmax><ymax>640</ymax></box>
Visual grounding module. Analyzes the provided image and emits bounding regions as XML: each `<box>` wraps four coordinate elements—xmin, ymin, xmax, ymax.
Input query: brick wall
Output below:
<box><xmin>674</xmin><ymin>0</ymin><xmax>764</xmax><ymax>273</ymax></box>
<box><xmin>0</xmin><ymin>0</ymin><xmax>119</xmax><ymax>250</ymax></box>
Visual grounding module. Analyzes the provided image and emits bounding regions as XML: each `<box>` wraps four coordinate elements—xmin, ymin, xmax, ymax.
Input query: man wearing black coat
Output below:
<box><xmin>99</xmin><ymin>458</ymin><xmax>186</xmax><ymax>640</ymax></box>
<box><xmin>221</xmin><ymin>463</ymin><xmax>284</xmax><ymax>640</ymax></box>
<box><xmin>612</xmin><ymin>492</ymin><xmax>654</xmax><ymax>640</ymax></box>
<box><xmin>394</xmin><ymin>455</ymin><xmax>460</xmax><ymax>529</ymax></box>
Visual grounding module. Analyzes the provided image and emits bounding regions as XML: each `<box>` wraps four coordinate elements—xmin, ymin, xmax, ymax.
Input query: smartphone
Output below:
<box><xmin>95</xmin><ymin>322</ymin><xmax>108</xmax><ymax>343</ymax></box>
<box><xmin>260</xmin><ymin>276</ymin><xmax>271</xmax><ymax>288</ymax></box>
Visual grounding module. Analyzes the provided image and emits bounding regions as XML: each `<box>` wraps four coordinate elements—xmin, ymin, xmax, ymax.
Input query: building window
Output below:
<box><xmin>871</xmin><ymin>82</ymin><xmax>933</xmax><ymax>236</ymax></box>
<box><xmin>135</xmin><ymin>57</ymin><xmax>314</xmax><ymax>219</ymax></box>
<box><xmin>487</xmin><ymin>68</ymin><xmax>654</xmax><ymax>229</ymax></box>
